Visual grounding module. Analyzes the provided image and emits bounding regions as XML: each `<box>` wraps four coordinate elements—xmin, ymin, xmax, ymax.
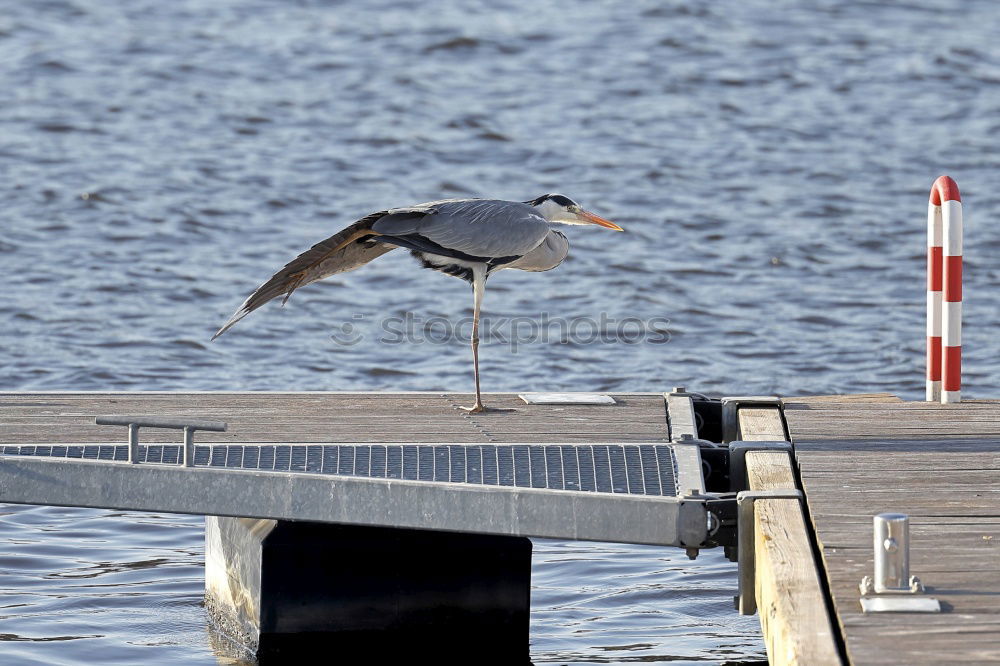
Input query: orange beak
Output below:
<box><xmin>578</xmin><ymin>209</ymin><xmax>624</xmax><ymax>231</ymax></box>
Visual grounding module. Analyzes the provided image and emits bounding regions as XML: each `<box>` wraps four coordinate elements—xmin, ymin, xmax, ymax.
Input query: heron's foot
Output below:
<box><xmin>459</xmin><ymin>403</ymin><xmax>517</xmax><ymax>414</ymax></box>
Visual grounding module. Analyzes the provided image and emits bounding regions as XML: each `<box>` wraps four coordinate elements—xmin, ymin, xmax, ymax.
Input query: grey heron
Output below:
<box><xmin>212</xmin><ymin>194</ymin><xmax>623</xmax><ymax>412</ymax></box>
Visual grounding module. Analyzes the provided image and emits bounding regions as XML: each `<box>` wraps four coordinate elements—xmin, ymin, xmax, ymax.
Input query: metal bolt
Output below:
<box><xmin>672</xmin><ymin>386</ymin><xmax>686</xmax><ymax>394</ymax></box>
<box><xmin>127</xmin><ymin>423</ymin><xmax>139</xmax><ymax>464</ymax></box>
<box><xmin>183</xmin><ymin>426</ymin><xmax>195</xmax><ymax>467</ymax></box>
<box><xmin>706</xmin><ymin>512</ymin><xmax>720</xmax><ymax>535</ymax></box>
<box><xmin>679</xmin><ymin>433</ymin><xmax>694</xmax><ymax>441</ymax></box>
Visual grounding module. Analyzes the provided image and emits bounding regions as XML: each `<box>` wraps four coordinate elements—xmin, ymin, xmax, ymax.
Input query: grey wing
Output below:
<box><xmin>502</xmin><ymin>230</ymin><xmax>569</xmax><ymax>272</ymax></box>
<box><xmin>372</xmin><ymin>199</ymin><xmax>550</xmax><ymax>258</ymax></box>
<box><xmin>212</xmin><ymin>211</ymin><xmax>401</xmax><ymax>340</ymax></box>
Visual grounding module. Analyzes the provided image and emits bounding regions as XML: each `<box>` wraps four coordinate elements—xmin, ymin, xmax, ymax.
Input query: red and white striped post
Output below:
<box><xmin>926</xmin><ymin>176</ymin><xmax>962</xmax><ymax>403</ymax></box>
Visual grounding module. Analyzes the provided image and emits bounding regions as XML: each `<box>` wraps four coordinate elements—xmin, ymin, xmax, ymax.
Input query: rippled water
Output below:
<box><xmin>3</xmin><ymin>0</ymin><xmax>1000</xmax><ymax>663</ymax></box>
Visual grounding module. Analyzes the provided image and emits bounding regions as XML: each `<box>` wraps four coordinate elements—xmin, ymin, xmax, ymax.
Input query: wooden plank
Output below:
<box><xmin>786</xmin><ymin>413</ymin><xmax>1000</xmax><ymax>425</ymax></box>
<box><xmin>786</xmin><ymin>393</ymin><xmax>903</xmax><ymax>404</ymax></box>
<box><xmin>793</xmin><ymin>437</ymin><xmax>1000</xmax><ymax>450</ymax></box>
<box><xmin>0</xmin><ymin>392</ymin><xmax>672</xmax><ymax>446</ymax></box>
<box><xmin>786</xmin><ymin>400</ymin><xmax>999</xmax><ymax>409</ymax></box>
<box><xmin>823</xmin><ymin>554</ymin><xmax>1000</xmax><ymax>575</ymax></box>
<box><xmin>800</xmin><ymin>460</ymin><xmax>1000</xmax><ymax>473</ymax></box>
<box><xmin>782</xmin><ymin>395</ymin><xmax>1000</xmax><ymax>410</ymax></box>
<box><xmin>745</xmin><ymin>449</ymin><xmax>842</xmax><ymax>666</ymax></box>
<box><xmin>739</xmin><ymin>405</ymin><xmax>842</xmax><ymax>665</ymax></box>
<box><xmin>789</xmin><ymin>425</ymin><xmax>1000</xmax><ymax>435</ymax></box>
<box><xmin>738</xmin><ymin>406</ymin><xmax>787</xmax><ymax>441</ymax></box>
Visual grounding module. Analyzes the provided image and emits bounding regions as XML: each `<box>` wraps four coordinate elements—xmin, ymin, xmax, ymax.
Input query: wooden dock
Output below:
<box><xmin>662</xmin><ymin>391</ymin><xmax>999</xmax><ymax>665</ymax></box>
<box><xmin>0</xmin><ymin>391</ymin><xmax>671</xmax><ymax>444</ymax></box>
<box><xmin>780</xmin><ymin>394</ymin><xmax>1000</xmax><ymax>665</ymax></box>
<box><xmin>2</xmin><ymin>390</ymin><xmax>999</xmax><ymax>663</ymax></box>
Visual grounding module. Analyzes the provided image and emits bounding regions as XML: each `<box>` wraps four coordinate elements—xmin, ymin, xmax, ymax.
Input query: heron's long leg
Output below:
<box><xmin>463</xmin><ymin>267</ymin><xmax>487</xmax><ymax>413</ymax></box>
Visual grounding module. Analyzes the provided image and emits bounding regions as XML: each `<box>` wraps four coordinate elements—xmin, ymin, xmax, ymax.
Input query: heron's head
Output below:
<box><xmin>526</xmin><ymin>194</ymin><xmax>623</xmax><ymax>231</ymax></box>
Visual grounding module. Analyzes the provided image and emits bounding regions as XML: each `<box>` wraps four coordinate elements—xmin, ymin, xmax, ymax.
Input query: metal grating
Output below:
<box><xmin>0</xmin><ymin>444</ymin><xmax>679</xmax><ymax>497</ymax></box>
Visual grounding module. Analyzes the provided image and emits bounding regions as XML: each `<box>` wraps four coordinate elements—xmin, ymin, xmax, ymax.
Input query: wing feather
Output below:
<box><xmin>213</xmin><ymin>211</ymin><xmax>397</xmax><ymax>340</ymax></box>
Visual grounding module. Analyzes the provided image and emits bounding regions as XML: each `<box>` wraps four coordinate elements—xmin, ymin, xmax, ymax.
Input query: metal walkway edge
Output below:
<box><xmin>0</xmin><ymin>442</ymin><xmax>707</xmax><ymax>547</ymax></box>
<box><xmin>0</xmin><ymin>392</ymin><xmax>712</xmax><ymax>548</ymax></box>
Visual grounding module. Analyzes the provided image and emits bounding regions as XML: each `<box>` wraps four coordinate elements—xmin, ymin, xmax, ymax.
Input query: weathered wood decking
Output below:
<box><xmin>783</xmin><ymin>394</ymin><xmax>1000</xmax><ymax>665</ymax></box>
<box><xmin>0</xmin><ymin>392</ymin><xmax>670</xmax><ymax>444</ymax></box>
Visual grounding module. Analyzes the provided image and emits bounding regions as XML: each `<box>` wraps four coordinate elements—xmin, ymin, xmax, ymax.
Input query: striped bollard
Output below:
<box><xmin>926</xmin><ymin>176</ymin><xmax>962</xmax><ymax>403</ymax></box>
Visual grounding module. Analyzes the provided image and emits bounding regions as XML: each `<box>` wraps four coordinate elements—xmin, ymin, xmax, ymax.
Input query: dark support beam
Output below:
<box><xmin>206</xmin><ymin>516</ymin><xmax>532</xmax><ymax>662</ymax></box>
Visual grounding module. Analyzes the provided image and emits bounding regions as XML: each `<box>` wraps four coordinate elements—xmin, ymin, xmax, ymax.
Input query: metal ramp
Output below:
<box><xmin>0</xmin><ymin>440</ymin><xmax>711</xmax><ymax>548</ymax></box>
<box><xmin>0</xmin><ymin>390</ymin><xmax>796</xmax><ymax>551</ymax></box>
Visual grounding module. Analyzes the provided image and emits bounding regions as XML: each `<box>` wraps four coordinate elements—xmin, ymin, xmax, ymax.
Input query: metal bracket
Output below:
<box><xmin>859</xmin><ymin>596</ymin><xmax>941</xmax><ymax>613</ymax></box>
<box><xmin>728</xmin><ymin>441</ymin><xmax>792</xmax><ymax>492</ymax></box>
<box><xmin>672</xmin><ymin>442</ymin><xmax>708</xmax><ymax>497</ymax></box>
<box><xmin>95</xmin><ymin>416</ymin><xmax>227</xmax><ymax>466</ymax></box>
<box><xmin>735</xmin><ymin>488</ymin><xmax>803</xmax><ymax>615</ymax></box>
<box><xmin>666</xmin><ymin>388</ymin><xmax>701</xmax><ymax>442</ymax></box>
<box><xmin>720</xmin><ymin>396</ymin><xmax>782</xmax><ymax>443</ymax></box>
<box><xmin>677</xmin><ymin>433</ymin><xmax>721</xmax><ymax>448</ymax></box>
<box><xmin>518</xmin><ymin>393</ymin><xmax>615</xmax><ymax>405</ymax></box>
<box><xmin>702</xmin><ymin>492</ymin><xmax>739</xmax><ymax>549</ymax></box>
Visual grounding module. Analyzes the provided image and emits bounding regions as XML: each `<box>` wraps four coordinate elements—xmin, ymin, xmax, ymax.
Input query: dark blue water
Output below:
<box><xmin>3</xmin><ymin>0</ymin><xmax>1000</xmax><ymax>663</ymax></box>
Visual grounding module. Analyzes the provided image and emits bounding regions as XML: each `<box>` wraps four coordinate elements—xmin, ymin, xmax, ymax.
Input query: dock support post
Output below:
<box><xmin>205</xmin><ymin>516</ymin><xmax>532</xmax><ymax>662</ymax></box>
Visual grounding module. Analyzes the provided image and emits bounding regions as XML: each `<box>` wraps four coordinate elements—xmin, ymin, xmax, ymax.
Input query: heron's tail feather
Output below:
<box><xmin>212</xmin><ymin>213</ymin><xmax>392</xmax><ymax>340</ymax></box>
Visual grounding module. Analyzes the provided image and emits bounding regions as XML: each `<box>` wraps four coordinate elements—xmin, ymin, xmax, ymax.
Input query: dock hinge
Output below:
<box><xmin>702</xmin><ymin>492</ymin><xmax>739</xmax><ymax>550</ymax></box>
